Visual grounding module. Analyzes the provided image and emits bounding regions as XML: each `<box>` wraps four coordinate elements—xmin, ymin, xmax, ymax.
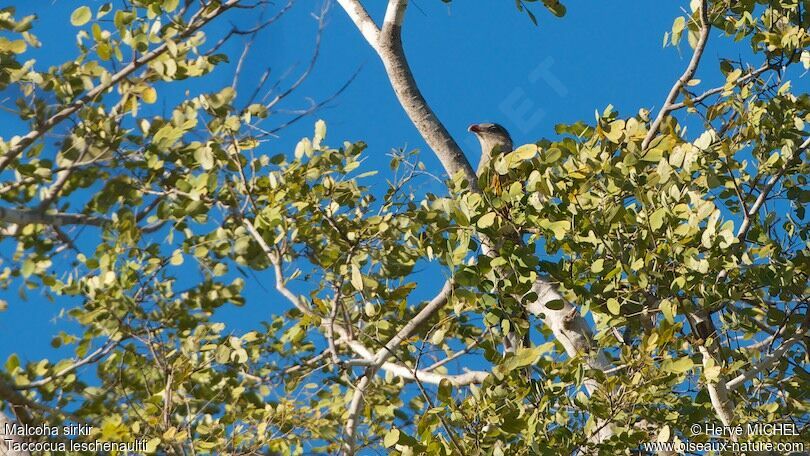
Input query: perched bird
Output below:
<box><xmin>469</xmin><ymin>122</ymin><xmax>527</xmax><ymax>354</ymax></box>
<box><xmin>468</xmin><ymin>123</ymin><xmax>513</xmax><ymax>192</ymax></box>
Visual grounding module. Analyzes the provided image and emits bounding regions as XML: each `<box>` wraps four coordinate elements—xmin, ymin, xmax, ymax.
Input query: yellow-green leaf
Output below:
<box><xmin>383</xmin><ymin>428</ymin><xmax>400</xmax><ymax>448</ymax></box>
<box><xmin>649</xmin><ymin>208</ymin><xmax>666</xmax><ymax>231</ymax></box>
<box><xmin>142</xmin><ymin>86</ymin><xmax>157</xmax><ymax>104</ymax></box>
<box><xmin>477</xmin><ymin>212</ymin><xmax>497</xmax><ymax>229</ymax></box>
<box><xmin>170</xmin><ymin>250</ymin><xmax>184</xmax><ymax>266</ymax></box>
<box><xmin>607</xmin><ymin>298</ymin><xmax>621</xmax><ymax>316</ymax></box>
<box><xmin>506</xmin><ymin>346</ymin><xmax>543</xmax><ymax>371</ymax></box>
<box><xmin>145</xmin><ymin>437</ymin><xmax>161</xmax><ymax>453</ymax></box>
<box><xmin>351</xmin><ymin>264</ymin><xmax>363</xmax><ymax>291</ymax></box>
<box><xmin>71</xmin><ymin>6</ymin><xmax>92</xmax><ymax>26</ymax></box>
<box><xmin>665</xmin><ymin>356</ymin><xmax>693</xmax><ymax>374</ymax></box>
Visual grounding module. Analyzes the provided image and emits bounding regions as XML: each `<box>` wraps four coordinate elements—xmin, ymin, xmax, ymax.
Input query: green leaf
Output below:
<box><xmin>510</xmin><ymin>144</ymin><xmax>538</xmax><ymax>161</ymax></box>
<box><xmin>142</xmin><ymin>86</ymin><xmax>157</xmax><ymax>104</ymax></box>
<box><xmin>542</xmin><ymin>0</ymin><xmax>566</xmax><ymax>17</ymax></box>
<box><xmin>607</xmin><ymin>298</ymin><xmax>621</xmax><ymax>316</ymax></box>
<box><xmin>383</xmin><ymin>428</ymin><xmax>400</xmax><ymax>448</ymax></box>
<box><xmin>660</xmin><ymin>299</ymin><xmax>676</xmax><ymax>324</ymax></box>
<box><xmin>649</xmin><ymin>208</ymin><xmax>666</xmax><ymax>231</ymax></box>
<box><xmin>163</xmin><ymin>0</ymin><xmax>180</xmax><ymax>13</ymax></box>
<box><xmin>665</xmin><ymin>356</ymin><xmax>693</xmax><ymax>374</ymax></box>
<box><xmin>641</xmin><ymin>149</ymin><xmax>663</xmax><ymax>162</ymax></box>
<box><xmin>437</xmin><ymin>379</ymin><xmax>453</xmax><ymax>404</ymax></box>
<box><xmin>71</xmin><ymin>6</ymin><xmax>92</xmax><ymax>26</ymax></box>
<box><xmin>604</xmin><ymin>119</ymin><xmax>625</xmax><ymax>143</ymax></box>
<box><xmin>170</xmin><ymin>250</ymin><xmax>184</xmax><ymax>266</ymax></box>
<box><xmin>20</xmin><ymin>259</ymin><xmax>35</xmax><ymax>278</ymax></box>
<box><xmin>194</xmin><ymin>145</ymin><xmax>214</xmax><ymax>170</ymax></box>
<box><xmin>506</xmin><ymin>345</ymin><xmax>543</xmax><ymax>371</ymax></box>
<box><xmin>540</xmin><ymin>220</ymin><xmax>570</xmax><ymax>239</ymax></box>
<box><xmin>5</xmin><ymin>354</ymin><xmax>20</xmax><ymax>373</ymax></box>
<box><xmin>351</xmin><ymin>264</ymin><xmax>363</xmax><ymax>291</ymax></box>
<box><xmin>97</xmin><ymin>3</ymin><xmax>113</xmax><ymax>19</ymax></box>
<box><xmin>704</xmin><ymin>364</ymin><xmax>721</xmax><ymax>382</ymax></box>
<box><xmin>145</xmin><ymin>438</ymin><xmax>161</xmax><ymax>453</ymax></box>
<box><xmin>477</xmin><ymin>212</ymin><xmax>497</xmax><ymax>229</ymax></box>
<box><xmin>0</xmin><ymin>39</ymin><xmax>27</xmax><ymax>54</ymax></box>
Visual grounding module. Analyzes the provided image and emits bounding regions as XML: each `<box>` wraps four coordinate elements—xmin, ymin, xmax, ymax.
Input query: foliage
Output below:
<box><xmin>0</xmin><ymin>0</ymin><xmax>808</xmax><ymax>455</ymax></box>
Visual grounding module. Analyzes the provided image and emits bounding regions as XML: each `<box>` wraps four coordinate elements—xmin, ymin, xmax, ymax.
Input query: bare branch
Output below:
<box><xmin>717</xmin><ymin>136</ymin><xmax>809</xmax><ymax>281</ymax></box>
<box><xmin>642</xmin><ymin>0</ymin><xmax>710</xmax><ymax>151</ymax></box>
<box><xmin>668</xmin><ymin>62</ymin><xmax>773</xmax><ymax>111</ymax></box>
<box><xmin>423</xmin><ymin>332</ymin><xmax>486</xmax><ymax>372</ymax></box>
<box><xmin>342</xmin><ymin>279</ymin><xmax>483</xmax><ymax>454</ymax></box>
<box><xmin>207</xmin><ymin>0</ymin><xmax>295</xmax><ymax>55</ymax></box>
<box><xmin>726</xmin><ymin>322</ymin><xmax>809</xmax><ymax>392</ymax></box>
<box><xmin>0</xmin><ymin>206</ymin><xmax>107</xmax><ymax>228</ymax></box>
<box><xmin>258</xmin><ymin>68</ymin><xmax>361</xmax><ymax>137</ymax></box>
<box><xmin>14</xmin><ymin>338</ymin><xmax>122</xmax><ymax>390</ymax></box>
<box><xmin>371</xmin><ymin>279</ymin><xmax>453</xmax><ymax>366</ymax></box>
<box><xmin>243</xmin><ymin>219</ymin><xmax>319</xmax><ymax>319</ymax></box>
<box><xmin>342</xmin><ymin>338</ymin><xmax>487</xmax><ymax>387</ymax></box>
<box><xmin>336</xmin><ymin>0</ymin><xmax>380</xmax><ymax>50</ymax></box>
<box><xmin>343</xmin><ymin>374</ymin><xmax>370</xmax><ymax>453</ymax></box>
<box><xmin>264</xmin><ymin>2</ymin><xmax>329</xmax><ymax>112</ymax></box>
<box><xmin>337</xmin><ymin>0</ymin><xmax>474</xmax><ymax>180</ymax></box>
<box><xmin>340</xmin><ymin>337</ymin><xmax>486</xmax><ymax>454</ymax></box>
<box><xmin>698</xmin><ymin>345</ymin><xmax>736</xmax><ymax>427</ymax></box>
<box><xmin>383</xmin><ymin>0</ymin><xmax>407</xmax><ymax>28</ymax></box>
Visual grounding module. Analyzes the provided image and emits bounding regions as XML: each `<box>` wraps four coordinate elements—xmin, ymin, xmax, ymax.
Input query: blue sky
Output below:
<box><xmin>0</xmin><ymin>0</ymin><xmax>781</xmax><ymax>364</ymax></box>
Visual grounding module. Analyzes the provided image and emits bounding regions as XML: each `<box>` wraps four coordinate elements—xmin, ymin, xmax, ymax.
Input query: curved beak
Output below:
<box><xmin>468</xmin><ymin>124</ymin><xmax>481</xmax><ymax>133</ymax></box>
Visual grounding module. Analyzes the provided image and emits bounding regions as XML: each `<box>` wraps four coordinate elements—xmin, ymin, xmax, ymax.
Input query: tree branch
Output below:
<box><xmin>341</xmin><ymin>279</ymin><xmax>486</xmax><ymax>454</ymax></box>
<box><xmin>383</xmin><ymin>0</ymin><xmax>407</xmax><ymax>28</ymax></box>
<box><xmin>423</xmin><ymin>332</ymin><xmax>486</xmax><ymax>372</ymax></box>
<box><xmin>242</xmin><ymin>218</ymin><xmax>318</xmax><ymax>318</ymax></box>
<box><xmin>336</xmin><ymin>0</ymin><xmax>380</xmax><ymax>50</ymax></box>
<box><xmin>717</xmin><ymin>136</ymin><xmax>809</xmax><ymax>281</ymax></box>
<box><xmin>371</xmin><ymin>279</ymin><xmax>453</xmax><ymax>366</ymax></box>
<box><xmin>726</xmin><ymin>320</ymin><xmax>809</xmax><ymax>392</ymax></box>
<box><xmin>14</xmin><ymin>337</ymin><xmax>122</xmax><ymax>390</ymax></box>
<box><xmin>668</xmin><ymin>61</ymin><xmax>773</xmax><ymax>111</ymax></box>
<box><xmin>641</xmin><ymin>0</ymin><xmax>710</xmax><ymax>151</ymax></box>
<box><xmin>698</xmin><ymin>345</ymin><xmax>735</xmax><ymax>428</ymax></box>
<box><xmin>0</xmin><ymin>0</ymin><xmax>241</xmax><ymax>172</ymax></box>
<box><xmin>0</xmin><ymin>206</ymin><xmax>107</xmax><ymax>228</ymax></box>
<box><xmin>343</xmin><ymin>0</ymin><xmax>475</xmax><ymax>180</ymax></box>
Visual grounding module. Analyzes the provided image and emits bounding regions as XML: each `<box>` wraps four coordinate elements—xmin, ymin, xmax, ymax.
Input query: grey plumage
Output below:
<box><xmin>468</xmin><ymin>122</ymin><xmax>513</xmax><ymax>175</ymax></box>
<box><xmin>468</xmin><ymin>122</ymin><xmax>513</xmax><ymax>193</ymax></box>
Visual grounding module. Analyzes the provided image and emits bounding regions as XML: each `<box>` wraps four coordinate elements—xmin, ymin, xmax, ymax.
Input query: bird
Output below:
<box><xmin>469</xmin><ymin>122</ymin><xmax>527</xmax><ymax>354</ymax></box>
<box><xmin>468</xmin><ymin>123</ymin><xmax>513</xmax><ymax>192</ymax></box>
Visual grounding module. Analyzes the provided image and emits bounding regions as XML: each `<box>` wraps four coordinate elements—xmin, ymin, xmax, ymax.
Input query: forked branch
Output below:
<box><xmin>642</xmin><ymin>0</ymin><xmax>710</xmax><ymax>151</ymax></box>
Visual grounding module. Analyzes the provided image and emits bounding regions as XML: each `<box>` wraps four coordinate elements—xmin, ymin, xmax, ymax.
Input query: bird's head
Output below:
<box><xmin>468</xmin><ymin>123</ymin><xmax>513</xmax><ymax>173</ymax></box>
<box><xmin>468</xmin><ymin>123</ymin><xmax>513</xmax><ymax>156</ymax></box>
